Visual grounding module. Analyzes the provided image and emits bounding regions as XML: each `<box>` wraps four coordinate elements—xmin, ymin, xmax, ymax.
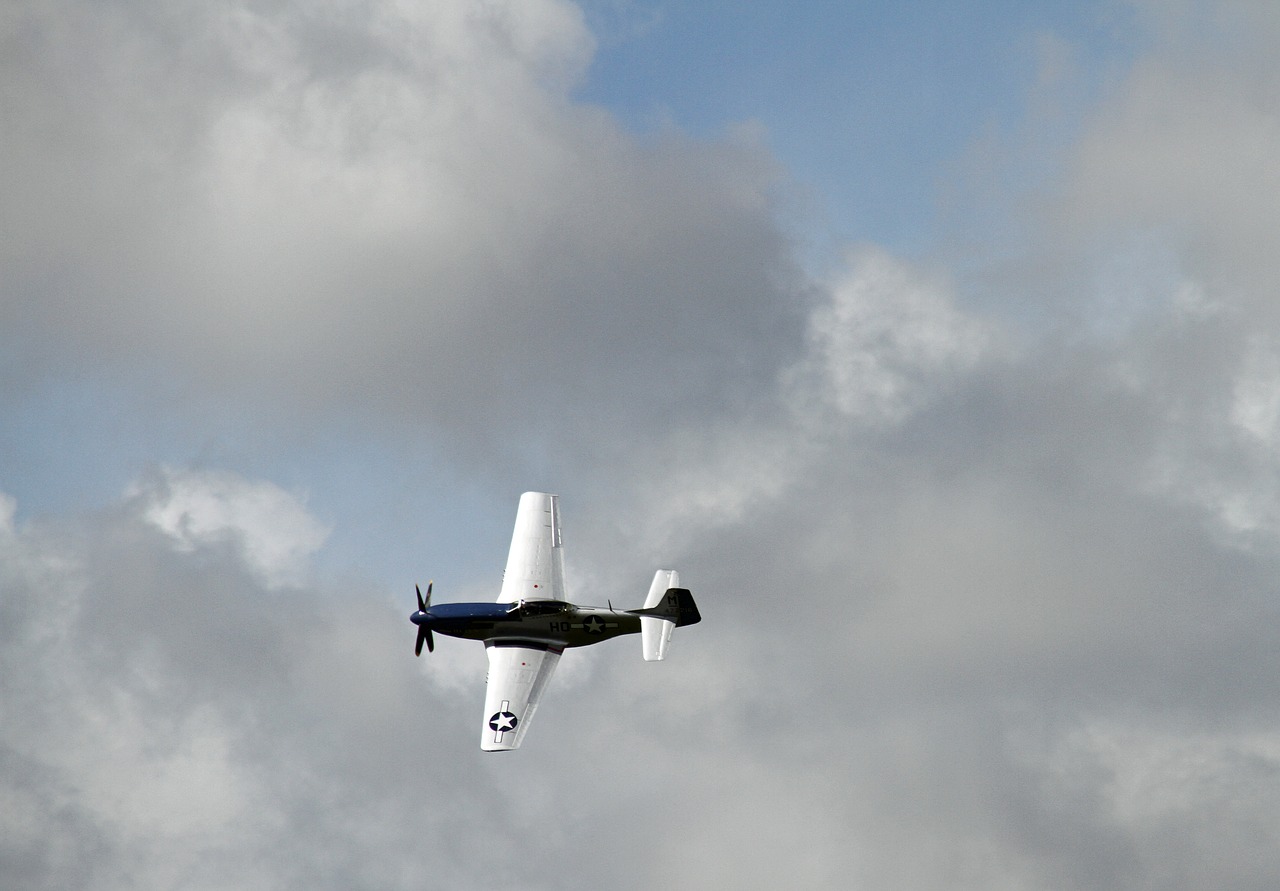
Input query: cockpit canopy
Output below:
<box><xmin>516</xmin><ymin>599</ymin><xmax>571</xmax><ymax>617</ymax></box>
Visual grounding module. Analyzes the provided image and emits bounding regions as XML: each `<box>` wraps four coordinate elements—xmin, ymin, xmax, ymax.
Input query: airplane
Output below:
<box><xmin>410</xmin><ymin>491</ymin><xmax>701</xmax><ymax>751</ymax></box>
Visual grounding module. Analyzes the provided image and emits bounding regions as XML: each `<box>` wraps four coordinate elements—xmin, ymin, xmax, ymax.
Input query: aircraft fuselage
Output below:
<box><xmin>411</xmin><ymin>599</ymin><xmax>642</xmax><ymax>649</ymax></box>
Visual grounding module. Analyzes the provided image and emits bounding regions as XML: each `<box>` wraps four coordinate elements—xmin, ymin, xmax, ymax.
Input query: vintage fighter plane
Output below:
<box><xmin>410</xmin><ymin>492</ymin><xmax>701</xmax><ymax>751</ymax></box>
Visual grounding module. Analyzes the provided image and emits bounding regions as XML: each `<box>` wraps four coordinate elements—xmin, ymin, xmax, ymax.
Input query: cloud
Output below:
<box><xmin>129</xmin><ymin>466</ymin><xmax>330</xmax><ymax>589</ymax></box>
<box><xmin>7</xmin><ymin>1</ymin><xmax>1280</xmax><ymax>889</ymax></box>
<box><xmin>0</xmin><ymin>0</ymin><xmax>806</xmax><ymax>478</ymax></box>
<box><xmin>0</xmin><ymin>473</ymin><xmax>477</xmax><ymax>889</ymax></box>
<box><xmin>560</xmin><ymin>6</ymin><xmax>1280</xmax><ymax>884</ymax></box>
<box><xmin>791</xmin><ymin>246</ymin><xmax>998</xmax><ymax>427</ymax></box>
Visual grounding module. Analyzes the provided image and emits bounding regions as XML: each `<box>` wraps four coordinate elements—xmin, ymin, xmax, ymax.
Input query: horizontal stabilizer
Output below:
<box><xmin>634</xmin><ymin>571</ymin><xmax>699</xmax><ymax>661</ymax></box>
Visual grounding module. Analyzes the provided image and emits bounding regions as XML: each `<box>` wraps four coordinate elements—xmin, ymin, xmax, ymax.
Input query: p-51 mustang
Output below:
<box><xmin>411</xmin><ymin>492</ymin><xmax>701</xmax><ymax>751</ymax></box>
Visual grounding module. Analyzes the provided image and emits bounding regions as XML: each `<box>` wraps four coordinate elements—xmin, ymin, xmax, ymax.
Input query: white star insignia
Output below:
<box><xmin>489</xmin><ymin>711</ymin><xmax>518</xmax><ymax>733</ymax></box>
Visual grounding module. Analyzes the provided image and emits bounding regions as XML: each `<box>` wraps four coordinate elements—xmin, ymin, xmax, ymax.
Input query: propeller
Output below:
<box><xmin>414</xmin><ymin>581</ymin><xmax>434</xmax><ymax>656</ymax></box>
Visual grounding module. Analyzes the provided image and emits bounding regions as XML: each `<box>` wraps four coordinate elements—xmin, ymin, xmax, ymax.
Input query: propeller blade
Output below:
<box><xmin>413</xmin><ymin>582</ymin><xmax>436</xmax><ymax>656</ymax></box>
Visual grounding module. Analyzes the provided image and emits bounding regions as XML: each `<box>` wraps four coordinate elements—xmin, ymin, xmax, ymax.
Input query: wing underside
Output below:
<box><xmin>498</xmin><ymin>492</ymin><xmax>565</xmax><ymax>603</ymax></box>
<box><xmin>481</xmin><ymin>642</ymin><xmax>561</xmax><ymax>752</ymax></box>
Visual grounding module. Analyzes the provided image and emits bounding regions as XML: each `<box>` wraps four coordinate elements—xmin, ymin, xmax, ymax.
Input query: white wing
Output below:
<box><xmin>481</xmin><ymin>493</ymin><xmax>567</xmax><ymax>751</ymax></box>
<box><xmin>480</xmin><ymin>643</ymin><xmax>561</xmax><ymax>752</ymax></box>
<box><xmin>497</xmin><ymin>492</ymin><xmax>565</xmax><ymax>603</ymax></box>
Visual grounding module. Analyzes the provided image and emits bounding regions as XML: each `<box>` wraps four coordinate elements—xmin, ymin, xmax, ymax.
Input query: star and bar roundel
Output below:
<box><xmin>489</xmin><ymin>711</ymin><xmax>518</xmax><ymax>733</ymax></box>
<box><xmin>489</xmin><ymin>699</ymin><xmax>518</xmax><ymax>742</ymax></box>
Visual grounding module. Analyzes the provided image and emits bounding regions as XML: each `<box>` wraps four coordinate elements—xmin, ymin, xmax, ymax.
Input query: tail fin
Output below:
<box><xmin>632</xmin><ymin>570</ymin><xmax>701</xmax><ymax>661</ymax></box>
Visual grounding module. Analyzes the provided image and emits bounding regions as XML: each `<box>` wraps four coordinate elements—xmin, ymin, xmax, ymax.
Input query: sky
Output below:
<box><xmin>4</xmin><ymin>0</ymin><xmax>1280</xmax><ymax>888</ymax></box>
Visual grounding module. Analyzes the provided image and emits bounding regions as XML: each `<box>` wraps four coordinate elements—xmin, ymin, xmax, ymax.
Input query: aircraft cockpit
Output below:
<box><xmin>516</xmin><ymin>599</ymin><xmax>571</xmax><ymax>617</ymax></box>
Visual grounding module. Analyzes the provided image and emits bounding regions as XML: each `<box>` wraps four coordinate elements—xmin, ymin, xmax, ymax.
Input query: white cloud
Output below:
<box><xmin>0</xmin><ymin>481</ymin><xmax>476</xmax><ymax>889</ymax></box>
<box><xmin>0</xmin><ymin>0</ymin><xmax>802</xmax><ymax>476</ymax></box>
<box><xmin>131</xmin><ymin>467</ymin><xmax>330</xmax><ymax>588</ymax></box>
<box><xmin>792</xmin><ymin>247</ymin><xmax>996</xmax><ymax>427</ymax></box>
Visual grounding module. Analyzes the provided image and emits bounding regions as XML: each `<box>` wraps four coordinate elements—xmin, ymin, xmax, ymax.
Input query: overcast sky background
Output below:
<box><xmin>5</xmin><ymin>1</ymin><xmax>1280</xmax><ymax>888</ymax></box>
